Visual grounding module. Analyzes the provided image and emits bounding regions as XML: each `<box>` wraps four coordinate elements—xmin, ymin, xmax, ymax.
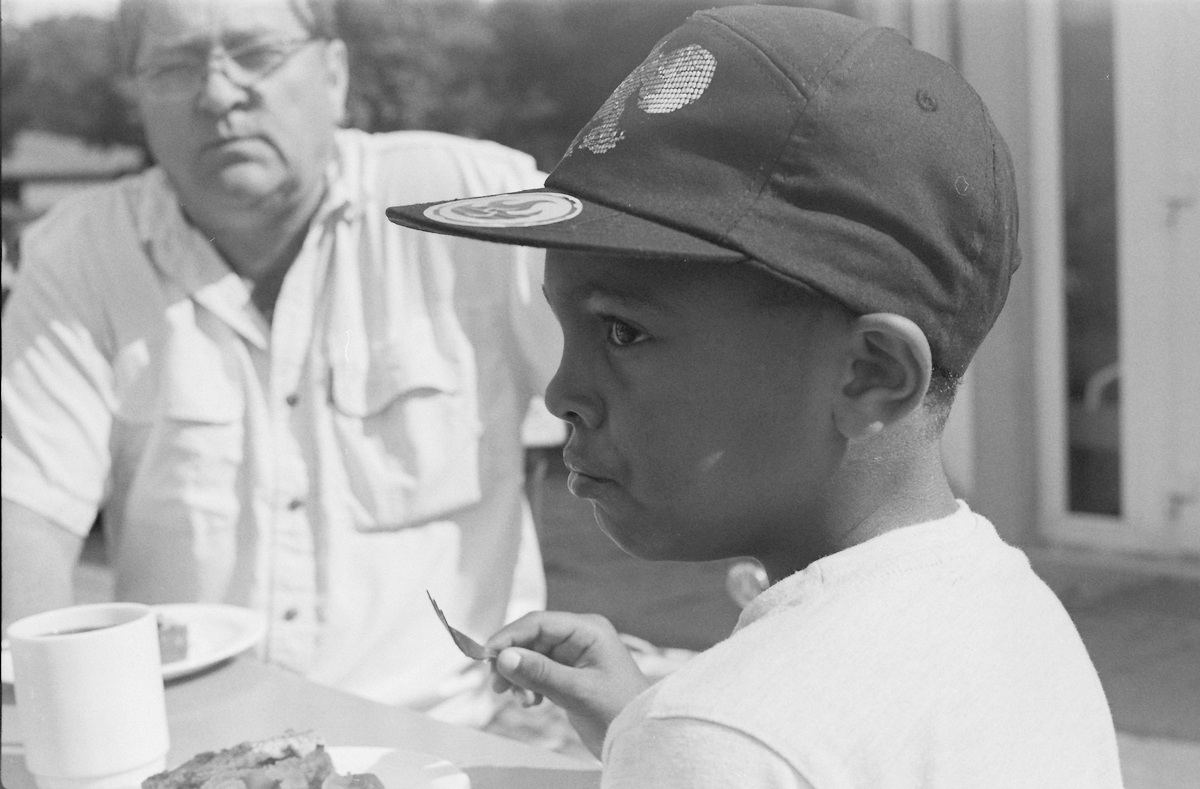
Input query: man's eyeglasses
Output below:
<box><xmin>136</xmin><ymin>38</ymin><xmax>319</xmax><ymax>99</ymax></box>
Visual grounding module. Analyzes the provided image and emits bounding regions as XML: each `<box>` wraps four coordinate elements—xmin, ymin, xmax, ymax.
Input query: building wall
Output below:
<box><xmin>950</xmin><ymin>2</ymin><xmax>1037</xmax><ymax>545</ymax></box>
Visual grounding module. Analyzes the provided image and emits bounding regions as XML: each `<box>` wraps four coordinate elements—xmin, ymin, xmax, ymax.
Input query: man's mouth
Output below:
<box><xmin>203</xmin><ymin>134</ymin><xmax>266</xmax><ymax>152</ymax></box>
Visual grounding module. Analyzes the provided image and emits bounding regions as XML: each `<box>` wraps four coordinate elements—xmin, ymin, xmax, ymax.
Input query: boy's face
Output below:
<box><xmin>543</xmin><ymin>250</ymin><xmax>851</xmax><ymax>564</ymax></box>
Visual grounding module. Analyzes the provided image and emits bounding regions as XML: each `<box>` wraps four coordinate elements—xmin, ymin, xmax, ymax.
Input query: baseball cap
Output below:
<box><xmin>386</xmin><ymin>6</ymin><xmax>1020</xmax><ymax>376</ymax></box>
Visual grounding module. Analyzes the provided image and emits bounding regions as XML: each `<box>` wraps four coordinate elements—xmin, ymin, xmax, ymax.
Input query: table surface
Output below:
<box><xmin>1</xmin><ymin>656</ymin><xmax>599</xmax><ymax>789</ymax></box>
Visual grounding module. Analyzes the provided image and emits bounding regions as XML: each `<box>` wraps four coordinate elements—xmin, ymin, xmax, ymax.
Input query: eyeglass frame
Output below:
<box><xmin>134</xmin><ymin>36</ymin><xmax>322</xmax><ymax>100</ymax></box>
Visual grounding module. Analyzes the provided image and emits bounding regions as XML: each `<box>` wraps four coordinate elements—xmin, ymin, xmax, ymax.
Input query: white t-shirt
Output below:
<box><xmin>1</xmin><ymin>129</ymin><xmax>561</xmax><ymax>725</ymax></box>
<box><xmin>601</xmin><ymin>503</ymin><xmax>1123</xmax><ymax>787</ymax></box>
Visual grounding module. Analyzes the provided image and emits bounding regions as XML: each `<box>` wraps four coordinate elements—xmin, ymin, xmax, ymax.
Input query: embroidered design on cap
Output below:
<box><xmin>424</xmin><ymin>192</ymin><xmax>583</xmax><ymax>228</ymax></box>
<box><xmin>569</xmin><ymin>44</ymin><xmax>717</xmax><ymax>156</ymax></box>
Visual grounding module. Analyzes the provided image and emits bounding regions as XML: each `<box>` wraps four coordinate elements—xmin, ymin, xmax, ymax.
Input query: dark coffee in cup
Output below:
<box><xmin>46</xmin><ymin>625</ymin><xmax>113</xmax><ymax>636</ymax></box>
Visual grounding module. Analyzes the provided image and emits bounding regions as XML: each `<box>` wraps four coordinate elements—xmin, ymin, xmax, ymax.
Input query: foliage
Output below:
<box><xmin>2</xmin><ymin>24</ymin><xmax>31</xmax><ymax>155</ymax></box>
<box><xmin>338</xmin><ymin>0</ymin><xmax>498</xmax><ymax>138</ymax></box>
<box><xmin>1</xmin><ymin>14</ymin><xmax>144</xmax><ymax>155</ymax></box>
<box><xmin>483</xmin><ymin>0</ymin><xmax>721</xmax><ymax>168</ymax></box>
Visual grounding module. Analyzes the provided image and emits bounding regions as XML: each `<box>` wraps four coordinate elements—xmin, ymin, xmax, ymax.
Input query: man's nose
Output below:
<box><xmin>544</xmin><ymin>353</ymin><xmax>602</xmax><ymax>430</ymax></box>
<box><xmin>194</xmin><ymin>63</ymin><xmax>249</xmax><ymax>115</ymax></box>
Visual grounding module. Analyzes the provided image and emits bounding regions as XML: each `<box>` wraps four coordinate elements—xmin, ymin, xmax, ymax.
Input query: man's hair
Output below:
<box><xmin>115</xmin><ymin>0</ymin><xmax>340</xmax><ymax>76</ymax></box>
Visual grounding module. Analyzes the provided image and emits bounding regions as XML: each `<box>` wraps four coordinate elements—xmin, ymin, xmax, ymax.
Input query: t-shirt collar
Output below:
<box><xmin>734</xmin><ymin>501</ymin><xmax>980</xmax><ymax>633</ymax></box>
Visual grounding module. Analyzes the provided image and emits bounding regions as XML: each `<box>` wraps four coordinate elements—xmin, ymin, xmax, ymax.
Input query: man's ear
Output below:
<box><xmin>833</xmin><ymin>313</ymin><xmax>932</xmax><ymax>440</ymax></box>
<box><xmin>324</xmin><ymin>39</ymin><xmax>351</xmax><ymax>126</ymax></box>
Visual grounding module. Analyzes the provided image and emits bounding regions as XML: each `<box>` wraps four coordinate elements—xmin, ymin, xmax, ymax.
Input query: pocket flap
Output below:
<box><xmin>330</xmin><ymin>343</ymin><xmax>461</xmax><ymax>418</ymax></box>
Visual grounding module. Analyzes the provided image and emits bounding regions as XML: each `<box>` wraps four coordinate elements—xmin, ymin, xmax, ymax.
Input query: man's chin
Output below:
<box><xmin>202</xmin><ymin>166</ymin><xmax>291</xmax><ymax>208</ymax></box>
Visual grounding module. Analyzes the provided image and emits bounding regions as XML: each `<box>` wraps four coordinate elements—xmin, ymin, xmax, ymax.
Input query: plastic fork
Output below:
<box><xmin>426</xmin><ymin>591</ymin><xmax>542</xmax><ymax>707</ymax></box>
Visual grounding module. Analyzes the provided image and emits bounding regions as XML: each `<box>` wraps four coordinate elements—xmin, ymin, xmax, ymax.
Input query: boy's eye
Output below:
<box><xmin>606</xmin><ymin>319</ymin><xmax>646</xmax><ymax>347</ymax></box>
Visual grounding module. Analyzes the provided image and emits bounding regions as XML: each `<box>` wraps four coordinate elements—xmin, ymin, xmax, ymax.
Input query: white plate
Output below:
<box><xmin>0</xmin><ymin>604</ymin><xmax>267</xmax><ymax>684</ymax></box>
<box><xmin>328</xmin><ymin>746</ymin><xmax>469</xmax><ymax>789</ymax></box>
<box><xmin>154</xmin><ymin>604</ymin><xmax>267</xmax><ymax>681</ymax></box>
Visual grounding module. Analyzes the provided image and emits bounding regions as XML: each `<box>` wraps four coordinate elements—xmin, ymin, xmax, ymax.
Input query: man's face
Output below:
<box><xmin>543</xmin><ymin>251</ymin><xmax>850</xmax><ymax>564</ymax></box>
<box><xmin>133</xmin><ymin>0</ymin><xmax>348</xmax><ymax>216</ymax></box>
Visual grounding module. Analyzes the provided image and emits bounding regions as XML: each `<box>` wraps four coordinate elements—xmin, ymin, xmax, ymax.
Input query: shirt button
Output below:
<box><xmin>287</xmin><ymin>498</ymin><xmax>304</xmax><ymax>511</ymax></box>
<box><xmin>285</xmin><ymin>393</ymin><xmax>299</xmax><ymax>407</ymax></box>
<box><xmin>283</xmin><ymin>608</ymin><xmax>299</xmax><ymax>621</ymax></box>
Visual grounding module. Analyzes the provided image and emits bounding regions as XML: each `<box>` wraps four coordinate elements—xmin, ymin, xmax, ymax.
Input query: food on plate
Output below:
<box><xmin>141</xmin><ymin>730</ymin><xmax>382</xmax><ymax>789</ymax></box>
<box><xmin>156</xmin><ymin>614</ymin><xmax>189</xmax><ymax>664</ymax></box>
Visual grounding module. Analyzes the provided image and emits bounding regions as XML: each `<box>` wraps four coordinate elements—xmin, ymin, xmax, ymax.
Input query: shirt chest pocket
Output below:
<box><xmin>328</xmin><ymin>342</ymin><xmax>482</xmax><ymax>531</ymax></box>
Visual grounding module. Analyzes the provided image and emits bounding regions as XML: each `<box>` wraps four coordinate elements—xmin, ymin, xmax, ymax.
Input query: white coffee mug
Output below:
<box><xmin>7</xmin><ymin>603</ymin><xmax>170</xmax><ymax>789</ymax></box>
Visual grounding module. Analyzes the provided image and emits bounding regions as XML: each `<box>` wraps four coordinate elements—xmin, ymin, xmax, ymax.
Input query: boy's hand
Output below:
<box><xmin>486</xmin><ymin>611</ymin><xmax>651</xmax><ymax>757</ymax></box>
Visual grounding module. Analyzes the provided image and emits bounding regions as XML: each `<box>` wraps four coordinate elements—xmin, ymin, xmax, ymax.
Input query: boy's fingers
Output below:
<box><xmin>490</xmin><ymin>657</ymin><xmax>542</xmax><ymax>705</ymax></box>
<box><xmin>495</xmin><ymin>647</ymin><xmax>580</xmax><ymax>702</ymax></box>
<box><xmin>486</xmin><ymin>611</ymin><xmax>562</xmax><ymax>652</ymax></box>
<box><xmin>491</xmin><ymin>671</ymin><xmax>514</xmax><ymax>694</ymax></box>
<box><xmin>486</xmin><ymin>610</ymin><xmax>615</xmax><ymax>657</ymax></box>
<box><xmin>511</xmin><ymin>686</ymin><xmax>543</xmax><ymax>707</ymax></box>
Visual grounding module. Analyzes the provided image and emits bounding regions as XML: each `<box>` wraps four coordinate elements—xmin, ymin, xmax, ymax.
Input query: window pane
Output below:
<box><xmin>1061</xmin><ymin>0</ymin><xmax>1120</xmax><ymax>515</ymax></box>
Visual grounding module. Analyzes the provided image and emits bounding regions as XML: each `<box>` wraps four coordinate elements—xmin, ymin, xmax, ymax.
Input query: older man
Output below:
<box><xmin>1</xmin><ymin>0</ymin><xmax>559</xmax><ymax>726</ymax></box>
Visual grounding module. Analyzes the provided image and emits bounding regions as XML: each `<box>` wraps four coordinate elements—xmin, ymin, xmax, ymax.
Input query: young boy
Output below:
<box><xmin>387</xmin><ymin>6</ymin><xmax>1123</xmax><ymax>786</ymax></box>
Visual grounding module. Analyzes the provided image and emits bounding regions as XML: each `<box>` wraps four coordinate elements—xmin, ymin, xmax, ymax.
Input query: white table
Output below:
<box><xmin>1</xmin><ymin>656</ymin><xmax>599</xmax><ymax>789</ymax></box>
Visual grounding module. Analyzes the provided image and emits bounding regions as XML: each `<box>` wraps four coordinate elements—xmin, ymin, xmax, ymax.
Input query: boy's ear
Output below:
<box><xmin>833</xmin><ymin>313</ymin><xmax>932</xmax><ymax>440</ymax></box>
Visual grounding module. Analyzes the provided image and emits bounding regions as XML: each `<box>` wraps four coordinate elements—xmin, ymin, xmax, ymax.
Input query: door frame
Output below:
<box><xmin>1027</xmin><ymin>0</ymin><xmax>1200</xmax><ymax>556</ymax></box>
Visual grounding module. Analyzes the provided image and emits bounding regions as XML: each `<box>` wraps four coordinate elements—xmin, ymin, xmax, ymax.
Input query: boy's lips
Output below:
<box><xmin>562</xmin><ymin>453</ymin><xmax>615</xmax><ymax>498</ymax></box>
<box><xmin>566</xmin><ymin>469</ymin><xmax>612</xmax><ymax>498</ymax></box>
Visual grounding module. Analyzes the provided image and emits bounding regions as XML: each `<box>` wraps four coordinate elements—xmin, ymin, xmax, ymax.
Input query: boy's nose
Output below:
<box><xmin>545</xmin><ymin>357</ymin><xmax>601</xmax><ymax>430</ymax></box>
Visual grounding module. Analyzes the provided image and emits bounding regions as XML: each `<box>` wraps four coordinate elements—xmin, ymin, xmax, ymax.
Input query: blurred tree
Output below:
<box><xmin>2</xmin><ymin>22</ymin><xmax>32</xmax><ymax>155</ymax></box>
<box><xmin>338</xmin><ymin>0</ymin><xmax>503</xmax><ymax>137</ymax></box>
<box><xmin>1</xmin><ymin>15</ymin><xmax>144</xmax><ymax>154</ymax></box>
<box><xmin>484</xmin><ymin>0</ymin><xmax>722</xmax><ymax>168</ymax></box>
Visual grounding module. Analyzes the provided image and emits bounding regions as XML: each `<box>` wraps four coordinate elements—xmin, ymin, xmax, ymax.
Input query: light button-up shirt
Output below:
<box><xmin>2</xmin><ymin>129</ymin><xmax>559</xmax><ymax>724</ymax></box>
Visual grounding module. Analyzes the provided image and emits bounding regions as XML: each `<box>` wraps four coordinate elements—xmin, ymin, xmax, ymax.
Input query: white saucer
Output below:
<box><xmin>2</xmin><ymin>604</ymin><xmax>266</xmax><ymax>684</ymax></box>
<box><xmin>154</xmin><ymin>604</ymin><xmax>267</xmax><ymax>681</ymax></box>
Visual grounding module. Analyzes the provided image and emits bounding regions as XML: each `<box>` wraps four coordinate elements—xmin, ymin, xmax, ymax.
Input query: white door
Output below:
<box><xmin>1030</xmin><ymin>0</ymin><xmax>1200</xmax><ymax>556</ymax></box>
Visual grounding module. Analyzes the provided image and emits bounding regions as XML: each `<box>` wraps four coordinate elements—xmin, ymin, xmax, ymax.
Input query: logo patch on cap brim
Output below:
<box><xmin>424</xmin><ymin>192</ymin><xmax>583</xmax><ymax>228</ymax></box>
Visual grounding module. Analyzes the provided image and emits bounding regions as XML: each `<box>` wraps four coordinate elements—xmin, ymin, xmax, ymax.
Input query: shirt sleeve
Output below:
<box><xmin>1</xmin><ymin>211</ymin><xmax>117</xmax><ymax>535</ymax></box>
<box><xmin>506</xmin><ymin>244</ymin><xmax>562</xmax><ymax>395</ymax></box>
<box><xmin>371</xmin><ymin>131</ymin><xmax>563</xmax><ymax>400</ymax></box>
<box><xmin>602</xmin><ymin>715</ymin><xmax>817</xmax><ymax>789</ymax></box>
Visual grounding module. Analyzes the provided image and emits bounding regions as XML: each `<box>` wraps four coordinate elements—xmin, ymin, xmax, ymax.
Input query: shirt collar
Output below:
<box><xmin>322</xmin><ymin>129</ymin><xmax>359</xmax><ymax>222</ymax></box>
<box><xmin>733</xmin><ymin>501</ymin><xmax>982</xmax><ymax>633</ymax></box>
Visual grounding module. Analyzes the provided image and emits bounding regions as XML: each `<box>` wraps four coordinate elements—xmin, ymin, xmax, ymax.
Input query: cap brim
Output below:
<box><xmin>386</xmin><ymin>188</ymin><xmax>747</xmax><ymax>262</ymax></box>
